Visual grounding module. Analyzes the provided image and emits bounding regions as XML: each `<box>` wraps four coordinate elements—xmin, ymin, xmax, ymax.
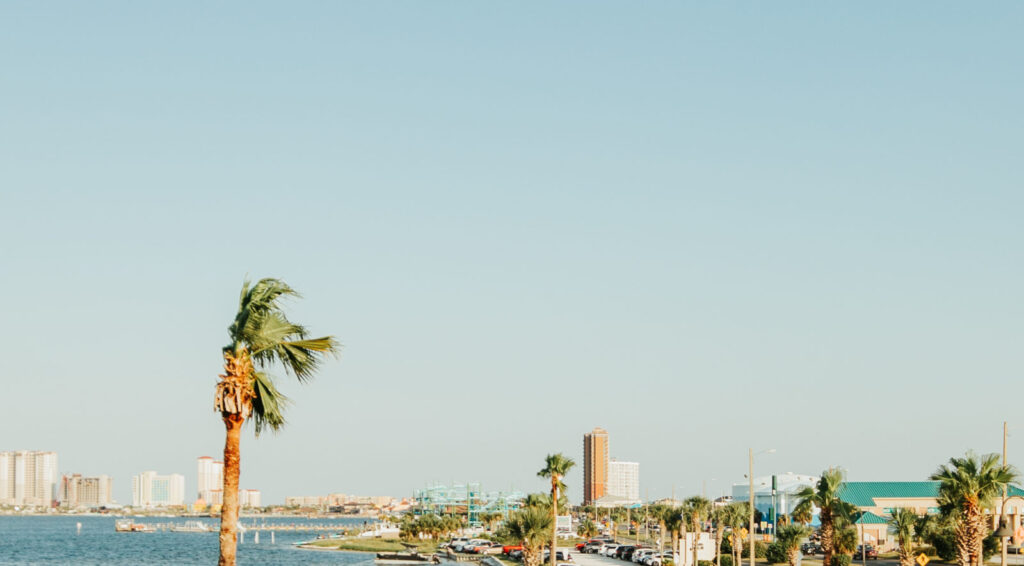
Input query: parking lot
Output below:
<box><xmin>568</xmin><ymin>549</ymin><xmax>635</xmax><ymax>566</ymax></box>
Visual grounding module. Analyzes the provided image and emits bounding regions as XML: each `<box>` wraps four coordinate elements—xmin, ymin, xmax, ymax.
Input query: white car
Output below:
<box><xmin>602</xmin><ymin>545</ymin><xmax>620</xmax><ymax>557</ymax></box>
<box><xmin>633</xmin><ymin>549</ymin><xmax>655</xmax><ymax>563</ymax></box>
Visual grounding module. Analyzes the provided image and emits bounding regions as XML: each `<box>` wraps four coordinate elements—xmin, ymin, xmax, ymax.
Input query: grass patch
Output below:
<box><xmin>305</xmin><ymin>537</ymin><xmax>439</xmax><ymax>553</ymax></box>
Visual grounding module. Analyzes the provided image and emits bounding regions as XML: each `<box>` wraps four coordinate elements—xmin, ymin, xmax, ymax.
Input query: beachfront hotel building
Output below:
<box><xmin>583</xmin><ymin>427</ymin><xmax>609</xmax><ymax>505</ymax></box>
<box><xmin>132</xmin><ymin>471</ymin><xmax>185</xmax><ymax>507</ymax></box>
<box><xmin>0</xmin><ymin>450</ymin><xmax>59</xmax><ymax>507</ymax></box>
<box><xmin>606</xmin><ymin>460</ymin><xmax>640</xmax><ymax>505</ymax></box>
<box><xmin>59</xmin><ymin>474</ymin><xmax>113</xmax><ymax>508</ymax></box>
<box><xmin>196</xmin><ymin>456</ymin><xmax>223</xmax><ymax>502</ymax></box>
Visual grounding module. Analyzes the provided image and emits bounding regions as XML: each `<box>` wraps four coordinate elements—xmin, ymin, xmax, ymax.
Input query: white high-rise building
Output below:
<box><xmin>240</xmin><ymin>489</ymin><xmax>262</xmax><ymax>508</ymax></box>
<box><xmin>0</xmin><ymin>451</ymin><xmax>59</xmax><ymax>507</ymax></box>
<box><xmin>196</xmin><ymin>456</ymin><xmax>223</xmax><ymax>502</ymax></box>
<box><xmin>132</xmin><ymin>471</ymin><xmax>185</xmax><ymax>507</ymax></box>
<box><xmin>607</xmin><ymin>460</ymin><xmax>640</xmax><ymax>504</ymax></box>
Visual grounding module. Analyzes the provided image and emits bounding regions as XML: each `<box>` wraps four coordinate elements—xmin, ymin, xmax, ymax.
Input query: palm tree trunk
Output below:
<box><xmin>820</xmin><ymin>512</ymin><xmax>834</xmax><ymax>566</ymax></box>
<box><xmin>715</xmin><ymin>524</ymin><xmax>724</xmax><ymax>566</ymax></box>
<box><xmin>680</xmin><ymin>521</ymin><xmax>688</xmax><ymax>566</ymax></box>
<box><xmin>550</xmin><ymin>479</ymin><xmax>558</xmax><ymax>566</ymax></box>
<box><xmin>693</xmin><ymin>518</ymin><xmax>702</xmax><ymax>566</ymax></box>
<box><xmin>672</xmin><ymin>530</ymin><xmax>680</xmax><ymax>566</ymax></box>
<box><xmin>659</xmin><ymin>520</ymin><xmax>666</xmax><ymax>558</ymax></box>
<box><xmin>218</xmin><ymin>413</ymin><xmax>243</xmax><ymax>566</ymax></box>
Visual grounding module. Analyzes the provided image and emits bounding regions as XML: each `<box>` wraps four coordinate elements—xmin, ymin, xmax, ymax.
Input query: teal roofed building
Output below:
<box><xmin>838</xmin><ymin>481</ymin><xmax>1024</xmax><ymax>552</ymax></box>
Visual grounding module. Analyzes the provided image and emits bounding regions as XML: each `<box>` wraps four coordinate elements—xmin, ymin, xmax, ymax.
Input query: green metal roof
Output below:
<box><xmin>854</xmin><ymin>511</ymin><xmax>890</xmax><ymax>525</ymax></box>
<box><xmin>839</xmin><ymin>482</ymin><xmax>1024</xmax><ymax>507</ymax></box>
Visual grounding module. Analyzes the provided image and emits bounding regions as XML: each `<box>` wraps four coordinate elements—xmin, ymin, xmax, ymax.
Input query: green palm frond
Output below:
<box><xmin>250</xmin><ymin>372</ymin><xmax>289</xmax><ymax>436</ymax></box>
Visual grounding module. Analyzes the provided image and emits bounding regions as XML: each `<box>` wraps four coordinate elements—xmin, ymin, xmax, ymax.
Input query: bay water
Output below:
<box><xmin>0</xmin><ymin>516</ymin><xmax>375</xmax><ymax>565</ymax></box>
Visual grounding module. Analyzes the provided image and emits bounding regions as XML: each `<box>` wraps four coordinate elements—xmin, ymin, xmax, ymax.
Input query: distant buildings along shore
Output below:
<box><xmin>0</xmin><ymin>451</ymin><xmax>59</xmax><ymax>507</ymax></box>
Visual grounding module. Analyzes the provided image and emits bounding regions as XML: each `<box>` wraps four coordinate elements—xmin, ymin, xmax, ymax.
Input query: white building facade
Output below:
<box><xmin>196</xmin><ymin>456</ymin><xmax>223</xmax><ymax>502</ymax></box>
<box><xmin>0</xmin><ymin>451</ymin><xmax>59</xmax><ymax>507</ymax></box>
<box><xmin>607</xmin><ymin>460</ymin><xmax>640</xmax><ymax>504</ymax></box>
<box><xmin>133</xmin><ymin>471</ymin><xmax>185</xmax><ymax>507</ymax></box>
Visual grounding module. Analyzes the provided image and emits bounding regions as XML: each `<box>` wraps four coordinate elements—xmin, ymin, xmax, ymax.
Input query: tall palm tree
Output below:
<box><xmin>712</xmin><ymin>504</ymin><xmax>741</xmax><ymax>566</ymax></box>
<box><xmin>610</xmin><ymin>507</ymin><xmax>628</xmax><ymax>542</ymax></box>
<box><xmin>507</xmin><ymin>507</ymin><xmax>554</xmax><ymax>566</ymax></box>
<box><xmin>538</xmin><ymin>454</ymin><xmax>575</xmax><ymax>566</ymax></box>
<box><xmin>776</xmin><ymin>525</ymin><xmax>811</xmax><ymax>566</ymax></box>
<box><xmin>723</xmin><ymin>502</ymin><xmax>749</xmax><ymax>566</ymax></box>
<box><xmin>660</xmin><ymin>505</ymin><xmax>685</xmax><ymax>566</ymax></box>
<box><xmin>686</xmin><ymin>497</ymin><xmax>712</xmax><ymax>566</ymax></box>
<box><xmin>634</xmin><ymin>507</ymin><xmax>649</xmax><ymax>544</ymax></box>
<box><xmin>793</xmin><ymin>468</ymin><xmax>856</xmax><ymax>566</ymax></box>
<box><xmin>931</xmin><ymin>452</ymin><xmax>1019</xmax><ymax>566</ymax></box>
<box><xmin>889</xmin><ymin>508</ymin><xmax>917</xmax><ymax>566</ymax></box>
<box><xmin>214</xmin><ymin>278</ymin><xmax>338</xmax><ymax>566</ymax></box>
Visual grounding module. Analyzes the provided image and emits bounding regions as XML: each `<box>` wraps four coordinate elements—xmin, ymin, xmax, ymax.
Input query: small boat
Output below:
<box><xmin>171</xmin><ymin>521</ymin><xmax>213</xmax><ymax>533</ymax></box>
<box><xmin>375</xmin><ymin>552</ymin><xmax>441</xmax><ymax>565</ymax></box>
<box><xmin>115</xmin><ymin>519</ymin><xmax>155</xmax><ymax>533</ymax></box>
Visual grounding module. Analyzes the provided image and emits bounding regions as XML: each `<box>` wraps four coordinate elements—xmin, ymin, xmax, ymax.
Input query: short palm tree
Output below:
<box><xmin>889</xmin><ymin>508</ymin><xmax>917</xmax><ymax>566</ymax></box>
<box><xmin>214</xmin><ymin>278</ymin><xmax>338</xmax><ymax>566</ymax></box>
<box><xmin>833</xmin><ymin>526</ymin><xmax>858</xmax><ymax>557</ymax></box>
<box><xmin>776</xmin><ymin>524</ymin><xmax>811</xmax><ymax>566</ymax></box>
<box><xmin>685</xmin><ymin>496</ymin><xmax>712</xmax><ymax>566</ymax></box>
<box><xmin>931</xmin><ymin>452</ymin><xmax>1019</xmax><ymax>566</ymax></box>
<box><xmin>793</xmin><ymin>468</ymin><xmax>856</xmax><ymax>566</ymax></box>
<box><xmin>578</xmin><ymin>518</ymin><xmax>599</xmax><ymax>539</ymax></box>
<box><xmin>538</xmin><ymin>454</ymin><xmax>575</xmax><ymax>566</ymax></box>
<box><xmin>507</xmin><ymin>507</ymin><xmax>554</xmax><ymax>566</ymax></box>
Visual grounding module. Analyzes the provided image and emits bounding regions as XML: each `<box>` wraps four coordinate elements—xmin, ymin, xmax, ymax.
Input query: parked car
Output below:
<box><xmin>633</xmin><ymin>549</ymin><xmax>655</xmax><ymax>563</ymax></box>
<box><xmin>649</xmin><ymin>551</ymin><xmax>673</xmax><ymax>566</ymax></box>
<box><xmin>504</xmin><ymin>545</ymin><xmax>524</xmax><ymax>555</ymax></box>
<box><xmin>854</xmin><ymin>545</ymin><xmax>879</xmax><ymax>560</ymax></box>
<box><xmin>602</xmin><ymin>545</ymin><xmax>621</xmax><ymax>557</ymax></box>
<box><xmin>620</xmin><ymin>546</ymin><xmax>639</xmax><ymax>561</ymax></box>
<box><xmin>801</xmin><ymin>543</ymin><xmax>821</xmax><ymax>555</ymax></box>
<box><xmin>460</xmin><ymin>540</ymin><xmax>490</xmax><ymax>553</ymax></box>
<box><xmin>543</xmin><ymin>551</ymin><xmax>573</xmax><ymax>562</ymax></box>
<box><xmin>509</xmin><ymin>549</ymin><xmax>524</xmax><ymax>561</ymax></box>
<box><xmin>478</xmin><ymin>543</ymin><xmax>505</xmax><ymax>555</ymax></box>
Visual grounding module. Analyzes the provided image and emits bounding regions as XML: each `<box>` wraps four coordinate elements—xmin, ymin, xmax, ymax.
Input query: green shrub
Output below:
<box><xmin>983</xmin><ymin>532</ymin><xmax>999</xmax><ymax>561</ymax></box>
<box><xmin>720</xmin><ymin>556</ymin><xmax>734</xmax><ymax>566</ymax></box>
<box><xmin>830</xmin><ymin>555</ymin><xmax>851</xmax><ymax>566</ymax></box>
<box><xmin>765</xmin><ymin>542</ymin><xmax>787</xmax><ymax>564</ymax></box>
<box><xmin>741</xmin><ymin>541</ymin><xmax>768</xmax><ymax>559</ymax></box>
<box><xmin>929</xmin><ymin>532</ymin><xmax>956</xmax><ymax>562</ymax></box>
<box><xmin>698</xmin><ymin>561</ymin><xmax>714</xmax><ymax>566</ymax></box>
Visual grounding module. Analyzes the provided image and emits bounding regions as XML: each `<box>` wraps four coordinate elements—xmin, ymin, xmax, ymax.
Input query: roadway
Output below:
<box><xmin>565</xmin><ymin>551</ymin><xmax>1024</xmax><ymax>566</ymax></box>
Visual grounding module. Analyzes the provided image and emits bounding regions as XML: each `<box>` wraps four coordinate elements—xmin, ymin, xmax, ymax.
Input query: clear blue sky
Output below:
<box><xmin>1</xmin><ymin>2</ymin><xmax>1022</xmax><ymax>506</ymax></box>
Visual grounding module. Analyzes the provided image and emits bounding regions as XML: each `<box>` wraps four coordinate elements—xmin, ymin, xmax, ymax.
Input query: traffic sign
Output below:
<box><xmin>916</xmin><ymin>553</ymin><xmax>930</xmax><ymax>566</ymax></box>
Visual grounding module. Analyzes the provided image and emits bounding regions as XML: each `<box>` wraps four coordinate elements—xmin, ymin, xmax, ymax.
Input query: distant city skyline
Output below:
<box><xmin>2</xmin><ymin>2</ymin><xmax>1022</xmax><ymax>506</ymax></box>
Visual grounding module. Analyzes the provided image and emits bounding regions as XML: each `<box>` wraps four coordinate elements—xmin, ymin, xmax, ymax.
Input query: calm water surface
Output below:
<box><xmin>0</xmin><ymin>516</ymin><xmax>375</xmax><ymax>565</ymax></box>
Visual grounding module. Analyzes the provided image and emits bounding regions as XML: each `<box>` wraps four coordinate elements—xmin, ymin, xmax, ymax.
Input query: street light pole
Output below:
<box><xmin>749</xmin><ymin>449</ymin><xmax>755</xmax><ymax>566</ymax></box>
<box><xmin>1001</xmin><ymin>421</ymin><xmax>1008</xmax><ymax>566</ymax></box>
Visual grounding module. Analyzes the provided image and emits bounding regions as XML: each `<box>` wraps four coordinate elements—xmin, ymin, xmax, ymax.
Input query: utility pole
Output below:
<box><xmin>1002</xmin><ymin>421</ymin><xmax>1009</xmax><ymax>566</ymax></box>
<box><xmin>749</xmin><ymin>448</ymin><xmax>755</xmax><ymax>566</ymax></box>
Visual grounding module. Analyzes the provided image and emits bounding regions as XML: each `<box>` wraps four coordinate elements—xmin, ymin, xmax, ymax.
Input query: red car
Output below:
<box><xmin>503</xmin><ymin>545</ymin><xmax>524</xmax><ymax>555</ymax></box>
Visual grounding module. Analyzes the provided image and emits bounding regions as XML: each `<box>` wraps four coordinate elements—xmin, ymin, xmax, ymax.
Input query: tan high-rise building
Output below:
<box><xmin>583</xmin><ymin>427</ymin><xmax>608</xmax><ymax>505</ymax></box>
<box><xmin>0</xmin><ymin>451</ymin><xmax>59</xmax><ymax>507</ymax></box>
